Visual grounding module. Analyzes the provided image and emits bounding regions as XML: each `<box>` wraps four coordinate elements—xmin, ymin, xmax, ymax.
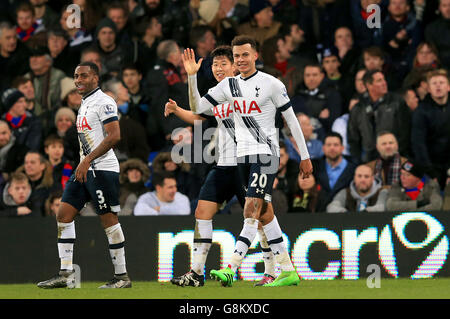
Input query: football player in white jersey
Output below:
<box><xmin>167</xmin><ymin>46</ymin><xmax>277</xmax><ymax>287</ymax></box>
<box><xmin>195</xmin><ymin>36</ymin><xmax>313</xmax><ymax>287</ymax></box>
<box><xmin>37</xmin><ymin>62</ymin><xmax>131</xmax><ymax>289</ymax></box>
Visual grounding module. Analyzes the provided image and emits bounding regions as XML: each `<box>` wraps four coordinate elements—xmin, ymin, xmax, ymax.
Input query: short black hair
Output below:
<box><xmin>121</xmin><ymin>63</ymin><xmax>141</xmax><ymax>74</ymax></box>
<box><xmin>362</xmin><ymin>69</ymin><xmax>383</xmax><ymax>86</ymax></box>
<box><xmin>189</xmin><ymin>25</ymin><xmax>214</xmax><ymax>48</ymax></box>
<box><xmin>210</xmin><ymin>45</ymin><xmax>233</xmax><ymax>63</ymax></box>
<box><xmin>324</xmin><ymin>132</ymin><xmax>343</xmax><ymax>144</ymax></box>
<box><xmin>152</xmin><ymin>171</ymin><xmax>176</xmax><ymax>187</ymax></box>
<box><xmin>77</xmin><ymin>61</ymin><xmax>100</xmax><ymax>76</ymax></box>
<box><xmin>231</xmin><ymin>35</ymin><xmax>258</xmax><ymax>50</ymax></box>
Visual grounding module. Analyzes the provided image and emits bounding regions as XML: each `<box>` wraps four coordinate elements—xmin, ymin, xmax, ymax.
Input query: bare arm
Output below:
<box><xmin>164</xmin><ymin>98</ymin><xmax>205</xmax><ymax>125</ymax></box>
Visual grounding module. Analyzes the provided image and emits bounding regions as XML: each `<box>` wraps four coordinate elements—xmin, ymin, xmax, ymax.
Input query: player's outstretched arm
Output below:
<box><xmin>182</xmin><ymin>48</ymin><xmax>202</xmax><ymax>76</ymax></box>
<box><xmin>281</xmin><ymin>107</ymin><xmax>313</xmax><ymax>178</ymax></box>
<box><xmin>164</xmin><ymin>98</ymin><xmax>205</xmax><ymax>124</ymax></box>
<box><xmin>75</xmin><ymin>120</ymin><xmax>120</xmax><ymax>183</ymax></box>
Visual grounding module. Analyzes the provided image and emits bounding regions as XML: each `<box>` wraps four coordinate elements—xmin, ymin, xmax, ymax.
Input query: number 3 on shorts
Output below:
<box><xmin>250</xmin><ymin>173</ymin><xmax>267</xmax><ymax>188</ymax></box>
<box><xmin>96</xmin><ymin>190</ymin><xmax>105</xmax><ymax>204</ymax></box>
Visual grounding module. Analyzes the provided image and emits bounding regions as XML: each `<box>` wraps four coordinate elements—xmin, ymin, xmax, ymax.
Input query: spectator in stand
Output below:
<box><xmin>425</xmin><ymin>0</ymin><xmax>450</xmax><ymax>69</ymax></box>
<box><xmin>16</xmin><ymin>151</ymin><xmax>55</xmax><ymax>216</ymax></box>
<box><xmin>284</xmin><ymin>113</ymin><xmax>323</xmax><ymax>163</ymax></box>
<box><xmin>44</xmin><ymin>189</ymin><xmax>62</xmax><ymax>217</ymax></box>
<box><xmin>60</xmin><ymin>77</ymin><xmax>81</xmax><ymax>115</ymax></box>
<box><xmin>312</xmin><ymin>132</ymin><xmax>356</xmax><ymax>212</ymax></box>
<box><xmin>90</xmin><ymin>17</ymin><xmax>133</xmax><ymax>78</ymax></box>
<box><xmin>279</xmin><ymin>22</ymin><xmax>317</xmax><ymax>64</ymax></box>
<box><xmin>30</xmin><ymin>0</ymin><xmax>59</xmax><ymax>31</ymax></box>
<box><xmin>334</xmin><ymin>26</ymin><xmax>360</xmax><ymax>80</ymax></box>
<box><xmin>386</xmin><ymin>160</ymin><xmax>443</xmax><ymax>211</ymax></box>
<box><xmin>261</xmin><ymin>35</ymin><xmax>307</xmax><ymax>96</ymax></box>
<box><xmin>362</xmin><ymin>45</ymin><xmax>401</xmax><ymax>90</ymax></box>
<box><xmin>15</xmin><ymin>2</ymin><xmax>46</xmax><ymax>47</ymax></box>
<box><xmin>347</xmin><ymin>69</ymin><xmax>411</xmax><ymax>164</ymax></box>
<box><xmin>237</xmin><ymin>0</ymin><xmax>281</xmax><ymax>47</ymax></box>
<box><xmin>0</xmin><ymin>120</ymin><xmax>28</xmax><ymax>179</ymax></box>
<box><xmin>411</xmin><ymin>69</ymin><xmax>450</xmax><ymax>189</ymax></box>
<box><xmin>270</xmin><ymin>0</ymin><xmax>299</xmax><ymax>24</ymax></box>
<box><xmin>367</xmin><ymin>131</ymin><xmax>408</xmax><ymax>187</ymax></box>
<box><xmin>80</xmin><ymin>47</ymin><xmax>112</xmax><ymax>83</ymax></box>
<box><xmin>0</xmin><ymin>172</ymin><xmax>40</xmax><ymax>217</ymax></box>
<box><xmin>288</xmin><ymin>173</ymin><xmax>320</xmax><ymax>213</ymax></box>
<box><xmin>136</xmin><ymin>16</ymin><xmax>163</xmax><ymax>76</ymax></box>
<box><xmin>350</xmin><ymin>0</ymin><xmax>387</xmax><ymax>49</ymax></box>
<box><xmin>119</xmin><ymin>158</ymin><xmax>150</xmax><ymax>216</ymax></box>
<box><xmin>47</xmin><ymin>27</ymin><xmax>80</xmax><ymax>77</ymax></box>
<box><xmin>198</xmin><ymin>0</ymin><xmax>249</xmax><ymax>44</ymax></box>
<box><xmin>190</xmin><ymin>25</ymin><xmax>217</xmax><ymax>95</ymax></box>
<box><xmin>43</xmin><ymin>135</ymin><xmax>73</xmax><ymax>191</ymax></box>
<box><xmin>320</xmin><ymin>46</ymin><xmax>354</xmax><ymax>109</ymax></box>
<box><xmin>146</xmin><ymin>40</ymin><xmax>190</xmax><ymax>150</ymax></box>
<box><xmin>273</xmin><ymin>141</ymin><xmax>299</xmax><ymax>204</ymax></box>
<box><xmin>401</xmin><ymin>87</ymin><xmax>419</xmax><ymax>112</ymax></box>
<box><xmin>133</xmin><ymin>171</ymin><xmax>190</xmax><ymax>216</ymax></box>
<box><xmin>102</xmin><ymin>79</ymin><xmax>150</xmax><ymax>163</ymax></box>
<box><xmin>291</xmin><ymin>63</ymin><xmax>342</xmax><ymax>135</ymax></box>
<box><xmin>381</xmin><ymin>0</ymin><xmax>422</xmax><ymax>79</ymax></box>
<box><xmin>106</xmin><ymin>1</ymin><xmax>134</xmax><ymax>48</ymax></box>
<box><xmin>24</xmin><ymin>46</ymin><xmax>67</xmax><ymax>118</ymax></box>
<box><xmin>403</xmin><ymin>41</ymin><xmax>440</xmax><ymax>91</ymax></box>
<box><xmin>327</xmin><ymin>164</ymin><xmax>388</xmax><ymax>213</ymax></box>
<box><xmin>59</xmin><ymin>4</ymin><xmax>93</xmax><ymax>51</ymax></box>
<box><xmin>1</xmin><ymin>88</ymin><xmax>42</xmax><ymax>151</ymax></box>
<box><xmin>12</xmin><ymin>76</ymin><xmax>42</xmax><ymax>117</ymax></box>
<box><xmin>48</xmin><ymin>107</ymin><xmax>79</xmax><ymax>166</ymax></box>
<box><xmin>0</xmin><ymin>22</ymin><xmax>31</xmax><ymax>94</ymax></box>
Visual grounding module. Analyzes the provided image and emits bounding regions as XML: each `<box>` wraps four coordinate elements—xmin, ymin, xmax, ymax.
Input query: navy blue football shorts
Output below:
<box><xmin>237</xmin><ymin>154</ymin><xmax>279</xmax><ymax>202</ymax></box>
<box><xmin>198</xmin><ymin>165</ymin><xmax>246</xmax><ymax>207</ymax></box>
<box><xmin>61</xmin><ymin>170</ymin><xmax>121</xmax><ymax>215</ymax></box>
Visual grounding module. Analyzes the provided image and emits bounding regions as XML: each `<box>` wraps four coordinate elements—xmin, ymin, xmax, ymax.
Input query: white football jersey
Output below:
<box><xmin>76</xmin><ymin>87</ymin><xmax>120</xmax><ymax>172</ymax></box>
<box><xmin>200</xmin><ymin>71</ymin><xmax>291</xmax><ymax>157</ymax></box>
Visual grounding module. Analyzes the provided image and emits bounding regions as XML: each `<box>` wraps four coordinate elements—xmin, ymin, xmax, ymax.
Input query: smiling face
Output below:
<box><xmin>74</xmin><ymin>65</ymin><xmax>99</xmax><ymax>96</ymax></box>
<box><xmin>156</xmin><ymin>178</ymin><xmax>177</xmax><ymax>202</ymax></box>
<box><xmin>211</xmin><ymin>55</ymin><xmax>234</xmax><ymax>82</ymax></box>
<box><xmin>232</xmin><ymin>43</ymin><xmax>258</xmax><ymax>78</ymax></box>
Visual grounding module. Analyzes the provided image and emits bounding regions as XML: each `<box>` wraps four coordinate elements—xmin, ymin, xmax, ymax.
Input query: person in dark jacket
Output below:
<box><xmin>347</xmin><ymin>69</ymin><xmax>411</xmax><ymax>164</ymax></box>
<box><xmin>0</xmin><ymin>172</ymin><xmax>40</xmax><ymax>217</ymax></box>
<box><xmin>1</xmin><ymin>88</ymin><xmax>42</xmax><ymax>151</ymax></box>
<box><xmin>411</xmin><ymin>69</ymin><xmax>450</xmax><ymax>189</ymax></box>
<box><xmin>291</xmin><ymin>63</ymin><xmax>343</xmax><ymax>136</ymax></box>
<box><xmin>425</xmin><ymin>0</ymin><xmax>450</xmax><ymax>69</ymax></box>
<box><xmin>312</xmin><ymin>132</ymin><xmax>357</xmax><ymax>212</ymax></box>
<box><xmin>119</xmin><ymin>158</ymin><xmax>150</xmax><ymax>215</ymax></box>
<box><xmin>0</xmin><ymin>120</ymin><xmax>28</xmax><ymax>180</ymax></box>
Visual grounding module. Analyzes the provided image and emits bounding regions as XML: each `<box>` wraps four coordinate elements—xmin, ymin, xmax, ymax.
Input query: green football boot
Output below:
<box><xmin>263</xmin><ymin>270</ymin><xmax>300</xmax><ymax>287</ymax></box>
<box><xmin>210</xmin><ymin>268</ymin><xmax>235</xmax><ymax>287</ymax></box>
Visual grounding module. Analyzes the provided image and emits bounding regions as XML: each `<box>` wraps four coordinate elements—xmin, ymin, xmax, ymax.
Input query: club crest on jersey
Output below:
<box><xmin>255</xmin><ymin>86</ymin><xmax>260</xmax><ymax>97</ymax></box>
<box><xmin>76</xmin><ymin>116</ymin><xmax>92</xmax><ymax>131</ymax></box>
<box><xmin>213</xmin><ymin>103</ymin><xmax>233</xmax><ymax>119</ymax></box>
<box><xmin>233</xmin><ymin>100</ymin><xmax>261</xmax><ymax>114</ymax></box>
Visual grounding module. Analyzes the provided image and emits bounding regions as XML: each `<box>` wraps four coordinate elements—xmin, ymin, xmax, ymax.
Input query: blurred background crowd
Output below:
<box><xmin>0</xmin><ymin>0</ymin><xmax>449</xmax><ymax>217</ymax></box>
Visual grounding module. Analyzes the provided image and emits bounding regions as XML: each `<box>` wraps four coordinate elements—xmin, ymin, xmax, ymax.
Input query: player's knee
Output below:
<box><xmin>194</xmin><ymin>206</ymin><xmax>214</xmax><ymax>220</ymax></box>
<box><xmin>243</xmin><ymin>197</ymin><xmax>264</xmax><ymax>219</ymax></box>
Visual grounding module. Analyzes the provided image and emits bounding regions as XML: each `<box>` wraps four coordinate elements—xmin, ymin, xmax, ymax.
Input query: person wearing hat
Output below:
<box><xmin>24</xmin><ymin>45</ymin><xmax>66</xmax><ymax>116</ymax></box>
<box><xmin>119</xmin><ymin>158</ymin><xmax>150</xmax><ymax>215</ymax></box>
<box><xmin>386</xmin><ymin>159</ymin><xmax>443</xmax><ymax>211</ymax></box>
<box><xmin>1</xmin><ymin>88</ymin><xmax>42</xmax><ymax>151</ymax></box>
<box><xmin>321</xmin><ymin>46</ymin><xmax>354</xmax><ymax>108</ymax></box>
<box><xmin>237</xmin><ymin>0</ymin><xmax>281</xmax><ymax>47</ymax></box>
<box><xmin>90</xmin><ymin>17</ymin><xmax>133</xmax><ymax>78</ymax></box>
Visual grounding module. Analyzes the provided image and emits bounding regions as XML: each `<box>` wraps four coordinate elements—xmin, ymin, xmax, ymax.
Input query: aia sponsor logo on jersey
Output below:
<box><xmin>213</xmin><ymin>103</ymin><xmax>233</xmax><ymax>119</ymax></box>
<box><xmin>233</xmin><ymin>100</ymin><xmax>262</xmax><ymax>114</ymax></box>
<box><xmin>76</xmin><ymin>116</ymin><xmax>92</xmax><ymax>131</ymax></box>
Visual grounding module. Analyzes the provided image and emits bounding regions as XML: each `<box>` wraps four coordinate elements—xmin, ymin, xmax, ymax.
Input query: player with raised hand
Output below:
<box><xmin>193</xmin><ymin>36</ymin><xmax>313</xmax><ymax>287</ymax></box>
<box><xmin>167</xmin><ymin>46</ymin><xmax>277</xmax><ymax>287</ymax></box>
<box><xmin>37</xmin><ymin>62</ymin><xmax>131</xmax><ymax>289</ymax></box>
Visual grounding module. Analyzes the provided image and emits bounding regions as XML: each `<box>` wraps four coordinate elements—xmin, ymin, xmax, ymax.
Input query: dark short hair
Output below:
<box><xmin>77</xmin><ymin>61</ymin><xmax>100</xmax><ymax>76</ymax></box>
<box><xmin>189</xmin><ymin>25</ymin><xmax>214</xmax><ymax>48</ymax></box>
<box><xmin>362</xmin><ymin>69</ymin><xmax>383</xmax><ymax>86</ymax></box>
<box><xmin>231</xmin><ymin>35</ymin><xmax>258</xmax><ymax>51</ymax></box>
<box><xmin>304</xmin><ymin>63</ymin><xmax>324</xmax><ymax>74</ymax></box>
<box><xmin>363</xmin><ymin>46</ymin><xmax>385</xmax><ymax>59</ymax></box>
<box><xmin>211</xmin><ymin>45</ymin><xmax>233</xmax><ymax>63</ymax></box>
<box><xmin>152</xmin><ymin>171</ymin><xmax>176</xmax><ymax>187</ymax></box>
<box><xmin>121</xmin><ymin>63</ymin><xmax>141</xmax><ymax>74</ymax></box>
<box><xmin>324</xmin><ymin>132</ymin><xmax>343</xmax><ymax>144</ymax></box>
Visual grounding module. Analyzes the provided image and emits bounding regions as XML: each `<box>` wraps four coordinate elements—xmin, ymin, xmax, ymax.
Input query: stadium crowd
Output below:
<box><xmin>0</xmin><ymin>0</ymin><xmax>449</xmax><ymax>217</ymax></box>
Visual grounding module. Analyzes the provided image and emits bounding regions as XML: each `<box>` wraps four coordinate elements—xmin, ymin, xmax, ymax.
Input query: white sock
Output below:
<box><xmin>263</xmin><ymin>216</ymin><xmax>294</xmax><ymax>272</ymax></box>
<box><xmin>105</xmin><ymin>223</ymin><xmax>127</xmax><ymax>276</ymax></box>
<box><xmin>258</xmin><ymin>228</ymin><xmax>276</xmax><ymax>277</ymax></box>
<box><xmin>229</xmin><ymin>218</ymin><xmax>259</xmax><ymax>273</ymax></box>
<box><xmin>192</xmin><ymin>219</ymin><xmax>213</xmax><ymax>275</ymax></box>
<box><xmin>57</xmin><ymin>221</ymin><xmax>75</xmax><ymax>272</ymax></box>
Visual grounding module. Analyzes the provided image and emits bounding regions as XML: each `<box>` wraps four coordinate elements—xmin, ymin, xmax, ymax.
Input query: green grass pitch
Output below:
<box><xmin>1</xmin><ymin>278</ymin><xmax>450</xmax><ymax>299</ymax></box>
